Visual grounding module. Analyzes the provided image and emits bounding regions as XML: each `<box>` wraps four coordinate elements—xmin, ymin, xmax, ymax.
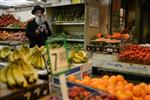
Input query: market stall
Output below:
<box><xmin>0</xmin><ymin>0</ymin><xmax>150</xmax><ymax>100</ymax></box>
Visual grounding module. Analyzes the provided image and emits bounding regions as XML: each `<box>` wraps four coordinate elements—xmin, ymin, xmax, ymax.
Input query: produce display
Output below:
<box><xmin>8</xmin><ymin>31</ymin><xmax>28</xmax><ymax>42</ymax></box>
<box><xmin>0</xmin><ymin>13</ymin><xmax>26</xmax><ymax>28</ymax></box>
<box><xmin>0</xmin><ymin>31</ymin><xmax>28</xmax><ymax>42</ymax></box>
<box><xmin>69</xmin><ymin>86</ymin><xmax>115</xmax><ymax>100</ymax></box>
<box><xmin>69</xmin><ymin>50</ymin><xmax>88</xmax><ymax>64</ymax></box>
<box><xmin>111</xmin><ymin>33</ymin><xmax>129</xmax><ymax>40</ymax></box>
<box><xmin>118</xmin><ymin>45</ymin><xmax>150</xmax><ymax>65</ymax></box>
<box><xmin>0</xmin><ymin>31</ymin><xmax>10</xmax><ymax>40</ymax></box>
<box><xmin>0</xmin><ymin>14</ymin><xmax>19</xmax><ymax>27</ymax></box>
<box><xmin>68</xmin><ymin>75</ymin><xmax>150</xmax><ymax>100</ymax></box>
<box><xmin>0</xmin><ymin>47</ymin><xmax>12</xmax><ymax>59</ymax></box>
<box><xmin>53</xmin><ymin>6</ymin><xmax>84</xmax><ymax>22</ymax></box>
<box><xmin>0</xmin><ymin>58</ymin><xmax>38</xmax><ymax>88</ymax></box>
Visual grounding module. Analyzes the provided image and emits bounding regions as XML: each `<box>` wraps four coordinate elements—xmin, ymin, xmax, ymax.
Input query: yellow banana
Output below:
<box><xmin>38</xmin><ymin>55</ymin><xmax>45</xmax><ymax>69</ymax></box>
<box><xmin>74</xmin><ymin>52</ymin><xmax>84</xmax><ymax>61</ymax></box>
<box><xmin>79</xmin><ymin>50</ymin><xmax>87</xmax><ymax>58</ymax></box>
<box><xmin>12</xmin><ymin>65</ymin><xmax>24</xmax><ymax>86</ymax></box>
<box><xmin>0</xmin><ymin>67</ymin><xmax>8</xmax><ymax>83</ymax></box>
<box><xmin>72</xmin><ymin>57</ymin><xmax>82</xmax><ymax>64</ymax></box>
<box><xmin>7</xmin><ymin>64</ymin><xmax>16</xmax><ymax>87</ymax></box>
<box><xmin>20</xmin><ymin>59</ymin><xmax>33</xmax><ymax>78</ymax></box>
<box><xmin>26</xmin><ymin>63</ymin><xmax>38</xmax><ymax>81</ymax></box>
<box><xmin>17</xmin><ymin>65</ymin><xmax>28</xmax><ymax>87</ymax></box>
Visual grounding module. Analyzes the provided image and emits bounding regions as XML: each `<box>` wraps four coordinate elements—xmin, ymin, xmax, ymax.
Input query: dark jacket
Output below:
<box><xmin>26</xmin><ymin>18</ymin><xmax>51</xmax><ymax>48</ymax></box>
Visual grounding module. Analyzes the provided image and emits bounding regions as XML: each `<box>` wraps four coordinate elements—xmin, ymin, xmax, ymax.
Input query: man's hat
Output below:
<box><xmin>31</xmin><ymin>5</ymin><xmax>45</xmax><ymax>15</ymax></box>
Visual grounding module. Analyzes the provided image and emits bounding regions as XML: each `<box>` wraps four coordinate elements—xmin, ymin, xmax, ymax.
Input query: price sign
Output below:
<box><xmin>48</xmin><ymin>47</ymin><xmax>68</xmax><ymax>75</ymax></box>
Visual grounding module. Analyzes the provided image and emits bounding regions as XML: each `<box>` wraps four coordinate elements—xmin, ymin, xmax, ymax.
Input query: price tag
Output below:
<box><xmin>49</xmin><ymin>47</ymin><xmax>68</xmax><ymax>75</ymax></box>
<box><xmin>107</xmin><ymin>48</ymin><xmax>113</xmax><ymax>53</ymax></box>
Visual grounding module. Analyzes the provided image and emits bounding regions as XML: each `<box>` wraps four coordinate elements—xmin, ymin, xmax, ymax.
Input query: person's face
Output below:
<box><xmin>35</xmin><ymin>10</ymin><xmax>44</xmax><ymax>17</ymax></box>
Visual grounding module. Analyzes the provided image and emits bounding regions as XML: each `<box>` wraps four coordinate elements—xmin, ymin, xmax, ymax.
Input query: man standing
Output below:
<box><xmin>26</xmin><ymin>5</ymin><xmax>51</xmax><ymax>47</ymax></box>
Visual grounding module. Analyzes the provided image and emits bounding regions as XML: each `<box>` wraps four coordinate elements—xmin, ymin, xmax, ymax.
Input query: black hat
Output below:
<box><xmin>31</xmin><ymin>5</ymin><xmax>45</xmax><ymax>15</ymax></box>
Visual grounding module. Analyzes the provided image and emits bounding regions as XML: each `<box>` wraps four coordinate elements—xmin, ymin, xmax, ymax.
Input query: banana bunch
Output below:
<box><xmin>8</xmin><ymin>50</ymin><xmax>23</xmax><ymax>62</ymax></box>
<box><xmin>28</xmin><ymin>49</ymin><xmax>45</xmax><ymax>69</ymax></box>
<box><xmin>0</xmin><ymin>47</ymin><xmax>12</xmax><ymax>59</ymax></box>
<box><xmin>69</xmin><ymin>50</ymin><xmax>88</xmax><ymax>64</ymax></box>
<box><xmin>19</xmin><ymin>44</ymin><xmax>30</xmax><ymax>55</ymax></box>
<box><xmin>0</xmin><ymin>58</ymin><xmax>38</xmax><ymax>88</ymax></box>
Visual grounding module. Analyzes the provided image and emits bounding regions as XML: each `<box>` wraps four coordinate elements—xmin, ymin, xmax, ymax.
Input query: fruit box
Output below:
<box><xmin>53</xmin><ymin>62</ymin><xmax>92</xmax><ymax>81</ymax></box>
<box><xmin>0</xmin><ymin>80</ymin><xmax>49</xmax><ymax>100</ymax></box>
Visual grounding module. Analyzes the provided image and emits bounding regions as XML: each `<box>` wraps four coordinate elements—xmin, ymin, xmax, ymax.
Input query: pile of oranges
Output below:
<box><xmin>68</xmin><ymin>75</ymin><xmax>150</xmax><ymax>100</ymax></box>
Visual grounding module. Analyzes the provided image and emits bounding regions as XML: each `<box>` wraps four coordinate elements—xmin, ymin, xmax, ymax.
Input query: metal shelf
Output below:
<box><xmin>52</xmin><ymin>22</ymin><xmax>84</xmax><ymax>25</ymax></box>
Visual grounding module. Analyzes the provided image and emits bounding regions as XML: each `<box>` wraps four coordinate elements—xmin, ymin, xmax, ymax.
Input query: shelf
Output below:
<box><xmin>66</xmin><ymin>39</ymin><xmax>84</xmax><ymax>42</ymax></box>
<box><xmin>0</xmin><ymin>40</ymin><xmax>24</xmax><ymax>46</ymax></box>
<box><xmin>0</xmin><ymin>27</ymin><xmax>26</xmax><ymax>30</ymax></box>
<box><xmin>52</xmin><ymin>22</ymin><xmax>84</xmax><ymax>25</ymax></box>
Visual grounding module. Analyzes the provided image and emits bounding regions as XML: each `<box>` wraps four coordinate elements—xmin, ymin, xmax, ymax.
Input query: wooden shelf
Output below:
<box><xmin>52</xmin><ymin>22</ymin><xmax>84</xmax><ymax>25</ymax></box>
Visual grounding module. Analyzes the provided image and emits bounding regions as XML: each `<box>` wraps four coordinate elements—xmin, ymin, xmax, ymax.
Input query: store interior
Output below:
<box><xmin>0</xmin><ymin>0</ymin><xmax>150</xmax><ymax>100</ymax></box>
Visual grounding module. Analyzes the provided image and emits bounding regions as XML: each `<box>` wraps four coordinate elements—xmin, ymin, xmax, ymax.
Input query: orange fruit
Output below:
<box><xmin>124</xmin><ymin>90</ymin><xmax>133</xmax><ymax>98</ymax></box>
<box><xmin>107</xmin><ymin>85</ymin><xmax>115</xmax><ymax>90</ymax></box>
<box><xmin>124</xmin><ymin>83</ymin><xmax>134</xmax><ymax>91</ymax></box>
<box><xmin>132</xmin><ymin>96</ymin><xmax>144</xmax><ymax>100</ymax></box>
<box><xmin>108</xmin><ymin>75</ymin><xmax>117</xmax><ymax>83</ymax></box>
<box><xmin>83</xmin><ymin>76</ymin><xmax>91</xmax><ymax>80</ymax></box>
<box><xmin>102</xmin><ymin>75</ymin><xmax>109</xmax><ymax>80</ymax></box>
<box><xmin>90</xmin><ymin>81</ymin><xmax>99</xmax><ymax>88</ymax></box>
<box><xmin>108</xmin><ymin>89</ymin><xmax>116</xmax><ymax>96</ymax></box>
<box><xmin>146</xmin><ymin>85</ymin><xmax>150</xmax><ymax>94</ymax></box>
<box><xmin>67</xmin><ymin>75</ymin><xmax>77</xmax><ymax>82</ymax></box>
<box><xmin>117</xmin><ymin>81</ymin><xmax>125</xmax><ymax>86</ymax></box>
<box><xmin>144</xmin><ymin>95</ymin><xmax>150</xmax><ymax>100</ymax></box>
<box><xmin>116</xmin><ymin>75</ymin><xmax>125</xmax><ymax>82</ymax></box>
<box><xmin>97</xmin><ymin>85</ymin><xmax>106</xmax><ymax>91</ymax></box>
<box><xmin>115</xmin><ymin>85</ymin><xmax>124</xmax><ymax>92</ymax></box>
<box><xmin>75</xmin><ymin>80</ymin><xmax>83</xmax><ymax>84</ymax></box>
<box><xmin>82</xmin><ymin>79</ymin><xmax>90</xmax><ymax>86</ymax></box>
<box><xmin>101</xmin><ymin>79</ymin><xmax>108</xmax><ymax>87</ymax></box>
<box><xmin>133</xmin><ymin>86</ymin><xmax>142</xmax><ymax>97</ymax></box>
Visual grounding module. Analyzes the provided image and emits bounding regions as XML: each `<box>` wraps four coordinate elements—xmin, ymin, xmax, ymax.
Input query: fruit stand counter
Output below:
<box><xmin>0</xmin><ymin>80</ymin><xmax>49</xmax><ymax>100</ymax></box>
<box><xmin>90</xmin><ymin>53</ymin><xmax>150</xmax><ymax>83</ymax></box>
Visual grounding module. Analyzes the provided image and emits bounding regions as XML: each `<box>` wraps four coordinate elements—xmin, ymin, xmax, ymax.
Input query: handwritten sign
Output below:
<box><xmin>49</xmin><ymin>47</ymin><xmax>68</xmax><ymax>74</ymax></box>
